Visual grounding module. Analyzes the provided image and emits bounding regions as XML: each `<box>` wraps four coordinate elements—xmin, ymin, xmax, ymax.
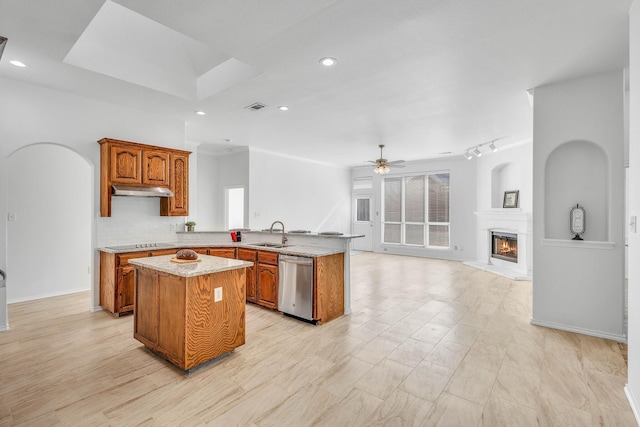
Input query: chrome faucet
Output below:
<box><xmin>269</xmin><ymin>221</ymin><xmax>287</xmax><ymax>245</ymax></box>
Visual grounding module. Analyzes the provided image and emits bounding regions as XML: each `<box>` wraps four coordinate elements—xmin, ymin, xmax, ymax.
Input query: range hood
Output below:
<box><xmin>112</xmin><ymin>185</ymin><xmax>174</xmax><ymax>197</ymax></box>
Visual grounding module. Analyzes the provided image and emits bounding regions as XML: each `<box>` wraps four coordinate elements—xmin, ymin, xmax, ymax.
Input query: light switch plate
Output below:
<box><xmin>214</xmin><ymin>287</ymin><xmax>222</xmax><ymax>302</ymax></box>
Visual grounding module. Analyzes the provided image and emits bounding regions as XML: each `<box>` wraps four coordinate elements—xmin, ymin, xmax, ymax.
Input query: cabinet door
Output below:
<box><xmin>257</xmin><ymin>263</ymin><xmax>278</xmax><ymax>309</ymax></box>
<box><xmin>237</xmin><ymin>249</ymin><xmax>257</xmax><ymax>303</ymax></box>
<box><xmin>111</xmin><ymin>145</ymin><xmax>142</xmax><ymax>184</ymax></box>
<box><xmin>117</xmin><ymin>265</ymin><xmax>136</xmax><ymax>314</ymax></box>
<box><xmin>142</xmin><ymin>150</ymin><xmax>170</xmax><ymax>186</ymax></box>
<box><xmin>245</xmin><ymin>264</ymin><xmax>257</xmax><ymax>303</ymax></box>
<box><xmin>160</xmin><ymin>153</ymin><xmax>189</xmax><ymax>216</ymax></box>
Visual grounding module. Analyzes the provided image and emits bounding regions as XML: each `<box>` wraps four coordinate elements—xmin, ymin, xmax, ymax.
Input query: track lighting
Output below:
<box><xmin>462</xmin><ymin>138</ymin><xmax>504</xmax><ymax>159</ymax></box>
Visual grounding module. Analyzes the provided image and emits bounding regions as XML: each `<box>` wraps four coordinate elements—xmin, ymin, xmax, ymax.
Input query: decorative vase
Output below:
<box><xmin>187</xmin><ymin>225</ymin><xmax>195</xmax><ymax>232</ymax></box>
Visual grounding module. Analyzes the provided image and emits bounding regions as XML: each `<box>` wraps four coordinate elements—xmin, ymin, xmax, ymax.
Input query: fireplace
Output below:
<box><xmin>492</xmin><ymin>232</ymin><xmax>518</xmax><ymax>263</ymax></box>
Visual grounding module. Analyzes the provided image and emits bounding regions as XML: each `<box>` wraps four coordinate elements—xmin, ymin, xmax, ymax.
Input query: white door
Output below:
<box><xmin>353</xmin><ymin>194</ymin><xmax>374</xmax><ymax>251</ymax></box>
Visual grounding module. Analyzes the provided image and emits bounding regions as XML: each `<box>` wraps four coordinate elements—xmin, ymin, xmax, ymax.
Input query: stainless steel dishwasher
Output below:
<box><xmin>278</xmin><ymin>255</ymin><xmax>314</xmax><ymax>322</ymax></box>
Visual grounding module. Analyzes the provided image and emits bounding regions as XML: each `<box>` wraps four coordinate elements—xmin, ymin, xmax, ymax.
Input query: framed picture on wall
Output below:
<box><xmin>503</xmin><ymin>190</ymin><xmax>519</xmax><ymax>208</ymax></box>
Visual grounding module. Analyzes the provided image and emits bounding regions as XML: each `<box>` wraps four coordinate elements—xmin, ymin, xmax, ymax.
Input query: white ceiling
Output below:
<box><xmin>0</xmin><ymin>0</ymin><xmax>632</xmax><ymax>167</ymax></box>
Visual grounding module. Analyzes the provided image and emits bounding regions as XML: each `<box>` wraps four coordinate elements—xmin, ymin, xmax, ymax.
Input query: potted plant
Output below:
<box><xmin>185</xmin><ymin>221</ymin><xmax>196</xmax><ymax>232</ymax></box>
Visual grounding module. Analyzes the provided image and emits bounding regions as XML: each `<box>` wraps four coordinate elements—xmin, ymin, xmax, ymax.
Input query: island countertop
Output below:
<box><xmin>129</xmin><ymin>254</ymin><xmax>253</xmax><ymax>277</ymax></box>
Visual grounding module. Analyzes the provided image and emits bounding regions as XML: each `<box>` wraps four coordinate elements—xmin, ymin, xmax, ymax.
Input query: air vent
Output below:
<box><xmin>245</xmin><ymin>102</ymin><xmax>267</xmax><ymax>111</ymax></box>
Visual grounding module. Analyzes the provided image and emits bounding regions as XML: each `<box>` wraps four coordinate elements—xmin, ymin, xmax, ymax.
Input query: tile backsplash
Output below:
<box><xmin>96</xmin><ymin>197</ymin><xmax>182</xmax><ymax>247</ymax></box>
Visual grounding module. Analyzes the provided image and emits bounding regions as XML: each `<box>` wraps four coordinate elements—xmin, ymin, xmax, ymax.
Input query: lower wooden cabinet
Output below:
<box><xmin>237</xmin><ymin>248</ymin><xmax>257</xmax><ymax>303</ymax></box>
<box><xmin>313</xmin><ymin>252</ymin><xmax>344</xmax><ymax>324</ymax></box>
<box><xmin>236</xmin><ymin>248</ymin><xmax>278</xmax><ymax>308</ymax></box>
<box><xmin>100</xmin><ymin>247</ymin><xmax>225</xmax><ymax>316</ymax></box>
<box><xmin>256</xmin><ymin>263</ymin><xmax>278</xmax><ymax>309</ymax></box>
<box><xmin>100</xmin><ymin>251</ymin><xmax>151</xmax><ymax>316</ymax></box>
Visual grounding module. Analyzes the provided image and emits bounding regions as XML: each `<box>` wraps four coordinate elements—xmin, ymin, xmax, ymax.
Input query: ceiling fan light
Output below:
<box><xmin>473</xmin><ymin>147</ymin><xmax>482</xmax><ymax>157</ymax></box>
<box><xmin>374</xmin><ymin>165</ymin><xmax>390</xmax><ymax>175</ymax></box>
<box><xmin>463</xmin><ymin>151</ymin><xmax>473</xmax><ymax>160</ymax></box>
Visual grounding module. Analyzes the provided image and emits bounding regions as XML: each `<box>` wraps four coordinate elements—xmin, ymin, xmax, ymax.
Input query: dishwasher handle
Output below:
<box><xmin>279</xmin><ymin>255</ymin><xmax>313</xmax><ymax>266</ymax></box>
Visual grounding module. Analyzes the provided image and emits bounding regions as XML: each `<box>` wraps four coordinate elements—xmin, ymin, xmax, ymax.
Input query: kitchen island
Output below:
<box><xmin>129</xmin><ymin>254</ymin><xmax>253</xmax><ymax>371</ymax></box>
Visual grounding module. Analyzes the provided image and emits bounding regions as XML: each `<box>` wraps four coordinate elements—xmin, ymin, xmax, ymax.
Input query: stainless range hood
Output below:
<box><xmin>112</xmin><ymin>185</ymin><xmax>174</xmax><ymax>197</ymax></box>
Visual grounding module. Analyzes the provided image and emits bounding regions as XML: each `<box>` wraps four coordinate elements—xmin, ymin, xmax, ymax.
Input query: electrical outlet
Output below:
<box><xmin>7</xmin><ymin>212</ymin><xmax>16</xmax><ymax>222</ymax></box>
<box><xmin>214</xmin><ymin>287</ymin><xmax>223</xmax><ymax>302</ymax></box>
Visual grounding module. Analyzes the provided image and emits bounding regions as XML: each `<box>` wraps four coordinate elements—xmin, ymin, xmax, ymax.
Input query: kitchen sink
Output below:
<box><xmin>250</xmin><ymin>242</ymin><xmax>289</xmax><ymax>248</ymax></box>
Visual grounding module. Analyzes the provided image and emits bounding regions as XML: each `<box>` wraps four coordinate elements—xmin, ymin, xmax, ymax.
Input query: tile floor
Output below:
<box><xmin>0</xmin><ymin>252</ymin><xmax>634</xmax><ymax>426</ymax></box>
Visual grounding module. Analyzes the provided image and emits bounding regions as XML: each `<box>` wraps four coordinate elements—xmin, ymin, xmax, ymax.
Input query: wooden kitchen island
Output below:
<box><xmin>129</xmin><ymin>254</ymin><xmax>253</xmax><ymax>371</ymax></box>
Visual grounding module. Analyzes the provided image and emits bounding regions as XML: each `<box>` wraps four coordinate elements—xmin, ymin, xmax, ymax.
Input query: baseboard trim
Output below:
<box><xmin>90</xmin><ymin>305</ymin><xmax>103</xmax><ymax>313</ymax></box>
<box><xmin>7</xmin><ymin>288</ymin><xmax>90</xmax><ymax>304</ymax></box>
<box><xmin>0</xmin><ymin>325</ymin><xmax>9</xmax><ymax>332</ymax></box>
<box><xmin>530</xmin><ymin>318</ymin><xmax>626</xmax><ymax>343</ymax></box>
<box><xmin>625</xmin><ymin>385</ymin><xmax>640</xmax><ymax>426</ymax></box>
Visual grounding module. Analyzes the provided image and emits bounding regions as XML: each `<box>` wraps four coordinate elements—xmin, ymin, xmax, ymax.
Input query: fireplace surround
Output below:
<box><xmin>465</xmin><ymin>210</ymin><xmax>532</xmax><ymax>280</ymax></box>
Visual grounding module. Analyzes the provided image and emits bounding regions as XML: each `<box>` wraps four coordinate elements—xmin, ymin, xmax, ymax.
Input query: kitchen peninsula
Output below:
<box><xmin>129</xmin><ymin>254</ymin><xmax>252</xmax><ymax>371</ymax></box>
<box><xmin>99</xmin><ymin>230</ymin><xmax>362</xmax><ymax>321</ymax></box>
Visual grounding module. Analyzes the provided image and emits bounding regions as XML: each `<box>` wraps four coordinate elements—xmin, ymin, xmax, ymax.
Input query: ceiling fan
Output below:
<box><xmin>368</xmin><ymin>144</ymin><xmax>405</xmax><ymax>175</ymax></box>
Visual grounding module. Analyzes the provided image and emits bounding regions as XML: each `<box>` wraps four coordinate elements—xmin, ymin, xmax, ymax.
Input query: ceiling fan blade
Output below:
<box><xmin>386</xmin><ymin>160</ymin><xmax>405</xmax><ymax>165</ymax></box>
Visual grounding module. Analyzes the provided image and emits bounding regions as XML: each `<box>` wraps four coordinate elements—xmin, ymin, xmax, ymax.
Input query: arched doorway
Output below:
<box><xmin>6</xmin><ymin>143</ymin><xmax>92</xmax><ymax>307</ymax></box>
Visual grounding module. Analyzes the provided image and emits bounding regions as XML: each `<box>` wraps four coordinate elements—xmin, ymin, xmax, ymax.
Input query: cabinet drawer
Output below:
<box><xmin>118</xmin><ymin>251</ymin><xmax>150</xmax><ymax>266</ymax></box>
<box><xmin>184</xmin><ymin>247</ymin><xmax>208</xmax><ymax>255</ymax></box>
<box><xmin>209</xmin><ymin>248</ymin><xmax>236</xmax><ymax>259</ymax></box>
<box><xmin>257</xmin><ymin>250</ymin><xmax>278</xmax><ymax>265</ymax></box>
<box><xmin>237</xmin><ymin>248</ymin><xmax>257</xmax><ymax>262</ymax></box>
<box><xmin>150</xmin><ymin>249</ymin><xmax>179</xmax><ymax>258</ymax></box>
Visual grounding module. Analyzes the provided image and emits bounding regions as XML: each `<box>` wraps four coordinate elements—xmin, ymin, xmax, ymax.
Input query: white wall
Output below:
<box><xmin>352</xmin><ymin>156</ymin><xmax>477</xmax><ymax>262</ymax></box>
<box><xmin>532</xmin><ymin>70</ymin><xmax>626</xmax><ymax>341</ymax></box>
<box><xmin>0</xmin><ymin>77</ymin><xmax>186</xmax><ymax>324</ymax></box>
<box><xmin>7</xmin><ymin>144</ymin><xmax>92</xmax><ymax>303</ymax></box>
<box><xmin>196</xmin><ymin>152</ymin><xmax>219</xmax><ymax>231</ymax></box>
<box><xmin>626</xmin><ymin>0</ymin><xmax>640</xmax><ymax>420</ymax></box>
<box><xmin>249</xmin><ymin>149</ymin><xmax>351</xmax><ymax>233</ymax></box>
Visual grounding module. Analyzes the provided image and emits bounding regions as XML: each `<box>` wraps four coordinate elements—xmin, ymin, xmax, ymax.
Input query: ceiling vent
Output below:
<box><xmin>0</xmin><ymin>37</ymin><xmax>7</xmax><ymax>61</ymax></box>
<box><xmin>245</xmin><ymin>102</ymin><xmax>267</xmax><ymax>111</ymax></box>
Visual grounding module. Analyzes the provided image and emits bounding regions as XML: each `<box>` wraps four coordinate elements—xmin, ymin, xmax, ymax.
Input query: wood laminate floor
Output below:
<box><xmin>0</xmin><ymin>252</ymin><xmax>634</xmax><ymax>426</ymax></box>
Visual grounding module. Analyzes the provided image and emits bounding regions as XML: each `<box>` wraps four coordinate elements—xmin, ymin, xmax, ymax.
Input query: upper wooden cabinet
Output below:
<box><xmin>98</xmin><ymin>138</ymin><xmax>190</xmax><ymax>217</ymax></box>
<box><xmin>142</xmin><ymin>150</ymin><xmax>170</xmax><ymax>186</ymax></box>
<box><xmin>160</xmin><ymin>152</ymin><xmax>189</xmax><ymax>216</ymax></box>
<box><xmin>111</xmin><ymin>145</ymin><xmax>142</xmax><ymax>184</ymax></box>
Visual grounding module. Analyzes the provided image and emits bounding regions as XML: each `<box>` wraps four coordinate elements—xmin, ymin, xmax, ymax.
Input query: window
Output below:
<box><xmin>356</xmin><ymin>198</ymin><xmax>371</xmax><ymax>222</ymax></box>
<box><xmin>382</xmin><ymin>172</ymin><xmax>450</xmax><ymax>248</ymax></box>
<box><xmin>226</xmin><ymin>187</ymin><xmax>245</xmax><ymax>230</ymax></box>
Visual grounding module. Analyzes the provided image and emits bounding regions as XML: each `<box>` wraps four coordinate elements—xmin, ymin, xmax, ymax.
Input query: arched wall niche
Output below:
<box><xmin>544</xmin><ymin>140</ymin><xmax>608</xmax><ymax>241</ymax></box>
<box><xmin>491</xmin><ymin>162</ymin><xmax>521</xmax><ymax>208</ymax></box>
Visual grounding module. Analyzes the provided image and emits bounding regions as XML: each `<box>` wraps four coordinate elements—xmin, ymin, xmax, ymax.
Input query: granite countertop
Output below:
<box><xmin>99</xmin><ymin>243</ymin><xmax>345</xmax><ymax>257</ymax></box>
<box><xmin>176</xmin><ymin>230</ymin><xmax>365</xmax><ymax>239</ymax></box>
<box><xmin>129</xmin><ymin>254</ymin><xmax>253</xmax><ymax>278</ymax></box>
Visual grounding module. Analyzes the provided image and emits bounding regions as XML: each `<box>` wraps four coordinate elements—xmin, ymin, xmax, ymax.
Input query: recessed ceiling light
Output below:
<box><xmin>319</xmin><ymin>57</ymin><xmax>337</xmax><ymax>67</ymax></box>
<box><xmin>10</xmin><ymin>60</ymin><xmax>26</xmax><ymax>68</ymax></box>
<box><xmin>278</xmin><ymin>106</ymin><xmax>289</xmax><ymax>111</ymax></box>
<box><xmin>195</xmin><ymin>110</ymin><xmax>205</xmax><ymax>115</ymax></box>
